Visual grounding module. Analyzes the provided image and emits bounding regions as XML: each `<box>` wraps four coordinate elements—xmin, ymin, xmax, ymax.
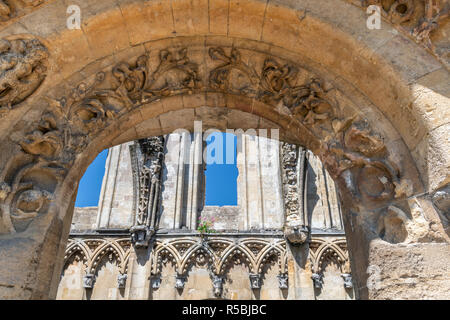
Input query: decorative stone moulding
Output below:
<box><xmin>249</xmin><ymin>274</ymin><xmax>262</xmax><ymax>289</ymax></box>
<box><xmin>311</xmin><ymin>273</ymin><xmax>323</xmax><ymax>289</ymax></box>
<box><xmin>117</xmin><ymin>273</ymin><xmax>127</xmax><ymax>289</ymax></box>
<box><xmin>277</xmin><ymin>273</ymin><xmax>289</xmax><ymax>289</ymax></box>
<box><xmin>341</xmin><ymin>273</ymin><xmax>353</xmax><ymax>289</ymax></box>
<box><xmin>83</xmin><ymin>273</ymin><xmax>95</xmax><ymax>289</ymax></box>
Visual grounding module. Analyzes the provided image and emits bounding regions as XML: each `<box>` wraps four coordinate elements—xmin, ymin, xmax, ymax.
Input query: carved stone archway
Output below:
<box><xmin>0</xmin><ymin>0</ymin><xmax>448</xmax><ymax>299</ymax></box>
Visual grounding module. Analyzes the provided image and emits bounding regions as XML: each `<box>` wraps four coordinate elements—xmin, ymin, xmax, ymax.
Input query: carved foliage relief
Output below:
<box><xmin>0</xmin><ymin>37</ymin><xmax>48</xmax><ymax>115</ymax></box>
<box><xmin>0</xmin><ymin>46</ymin><xmax>411</xmax><ymax>236</ymax></box>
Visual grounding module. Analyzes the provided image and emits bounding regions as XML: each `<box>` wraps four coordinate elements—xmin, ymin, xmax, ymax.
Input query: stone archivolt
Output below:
<box><xmin>0</xmin><ymin>46</ymin><xmax>427</xmax><ymax>245</ymax></box>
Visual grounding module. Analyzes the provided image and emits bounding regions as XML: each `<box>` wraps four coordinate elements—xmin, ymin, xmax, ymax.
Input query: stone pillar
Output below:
<box><xmin>236</xmin><ymin>133</ymin><xmax>284</xmax><ymax>231</ymax></box>
<box><xmin>96</xmin><ymin>142</ymin><xmax>134</xmax><ymax>229</ymax></box>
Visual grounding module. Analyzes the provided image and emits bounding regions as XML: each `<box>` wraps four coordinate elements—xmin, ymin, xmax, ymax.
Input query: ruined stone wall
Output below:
<box><xmin>59</xmin><ymin>134</ymin><xmax>353</xmax><ymax>300</ymax></box>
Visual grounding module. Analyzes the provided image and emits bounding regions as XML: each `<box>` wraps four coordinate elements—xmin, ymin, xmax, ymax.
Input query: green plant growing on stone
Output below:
<box><xmin>197</xmin><ymin>215</ymin><xmax>216</xmax><ymax>234</ymax></box>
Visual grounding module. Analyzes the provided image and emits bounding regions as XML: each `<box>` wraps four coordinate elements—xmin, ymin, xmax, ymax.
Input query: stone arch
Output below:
<box><xmin>0</xmin><ymin>0</ymin><xmax>448</xmax><ymax>300</ymax></box>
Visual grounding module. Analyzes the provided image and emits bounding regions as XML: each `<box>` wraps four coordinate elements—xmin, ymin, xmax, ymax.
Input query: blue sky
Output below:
<box><xmin>75</xmin><ymin>133</ymin><xmax>238</xmax><ymax>207</ymax></box>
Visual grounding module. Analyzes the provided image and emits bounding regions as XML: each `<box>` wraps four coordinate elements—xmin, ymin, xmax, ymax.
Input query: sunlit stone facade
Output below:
<box><xmin>58</xmin><ymin>133</ymin><xmax>353</xmax><ymax>300</ymax></box>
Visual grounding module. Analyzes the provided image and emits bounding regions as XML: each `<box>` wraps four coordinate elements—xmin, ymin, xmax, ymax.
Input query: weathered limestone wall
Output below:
<box><xmin>236</xmin><ymin>133</ymin><xmax>284</xmax><ymax>230</ymax></box>
<box><xmin>96</xmin><ymin>142</ymin><xmax>134</xmax><ymax>229</ymax></box>
<box><xmin>306</xmin><ymin>151</ymin><xmax>343</xmax><ymax>232</ymax></box>
<box><xmin>70</xmin><ymin>207</ymin><xmax>98</xmax><ymax>231</ymax></box>
<box><xmin>58</xmin><ymin>134</ymin><xmax>353</xmax><ymax>300</ymax></box>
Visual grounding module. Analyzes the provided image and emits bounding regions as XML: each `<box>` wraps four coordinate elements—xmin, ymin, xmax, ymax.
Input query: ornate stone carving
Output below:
<box><xmin>311</xmin><ymin>273</ymin><xmax>323</xmax><ymax>289</ymax></box>
<box><xmin>249</xmin><ymin>273</ymin><xmax>262</xmax><ymax>289</ymax></box>
<box><xmin>412</xmin><ymin>0</ymin><xmax>449</xmax><ymax>50</ymax></box>
<box><xmin>62</xmin><ymin>238</ymin><xmax>131</xmax><ymax>284</ymax></box>
<box><xmin>83</xmin><ymin>273</ymin><xmax>95</xmax><ymax>289</ymax></box>
<box><xmin>0</xmin><ymin>162</ymin><xmax>56</xmax><ymax>233</ymax></box>
<box><xmin>281</xmin><ymin>143</ymin><xmax>309</xmax><ymax>244</ymax></box>
<box><xmin>0</xmin><ymin>37</ymin><xmax>48</xmax><ymax>114</ymax></box>
<box><xmin>130</xmin><ymin>225</ymin><xmax>154</xmax><ymax>248</ymax></box>
<box><xmin>3</xmin><ymin>46</ymin><xmax>403</xmax><ymax>238</ymax></box>
<box><xmin>209</xmin><ymin>47</ymin><xmax>259</xmax><ymax>96</ymax></box>
<box><xmin>130</xmin><ymin>136</ymin><xmax>165</xmax><ymax>248</ymax></box>
<box><xmin>0</xmin><ymin>0</ymin><xmax>44</xmax><ymax>22</ymax></box>
<box><xmin>150</xmin><ymin>237</ymin><xmax>288</xmax><ymax>292</ymax></box>
<box><xmin>341</xmin><ymin>273</ymin><xmax>353</xmax><ymax>288</ymax></box>
<box><xmin>277</xmin><ymin>273</ymin><xmax>289</xmax><ymax>289</ymax></box>
<box><xmin>357</xmin><ymin>0</ymin><xmax>449</xmax><ymax>60</ymax></box>
<box><xmin>212</xmin><ymin>274</ymin><xmax>224</xmax><ymax>297</ymax></box>
<box><xmin>175</xmin><ymin>275</ymin><xmax>187</xmax><ymax>289</ymax></box>
<box><xmin>309</xmin><ymin>238</ymin><xmax>351</xmax><ymax>289</ymax></box>
<box><xmin>117</xmin><ymin>273</ymin><xmax>127</xmax><ymax>289</ymax></box>
<box><xmin>61</xmin><ymin>235</ymin><xmax>349</xmax><ymax>295</ymax></box>
<box><xmin>150</xmin><ymin>274</ymin><xmax>161</xmax><ymax>289</ymax></box>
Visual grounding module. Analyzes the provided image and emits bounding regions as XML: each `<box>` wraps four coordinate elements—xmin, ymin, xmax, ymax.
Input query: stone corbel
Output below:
<box><xmin>311</xmin><ymin>273</ymin><xmax>323</xmax><ymax>289</ymax></box>
<box><xmin>249</xmin><ymin>273</ymin><xmax>262</xmax><ymax>289</ymax></box>
<box><xmin>284</xmin><ymin>225</ymin><xmax>309</xmax><ymax>245</ymax></box>
<box><xmin>212</xmin><ymin>274</ymin><xmax>224</xmax><ymax>297</ymax></box>
<box><xmin>130</xmin><ymin>225</ymin><xmax>154</xmax><ymax>248</ymax></box>
<box><xmin>150</xmin><ymin>274</ymin><xmax>161</xmax><ymax>289</ymax></box>
<box><xmin>341</xmin><ymin>273</ymin><xmax>353</xmax><ymax>289</ymax></box>
<box><xmin>175</xmin><ymin>275</ymin><xmax>186</xmax><ymax>289</ymax></box>
<box><xmin>117</xmin><ymin>273</ymin><xmax>127</xmax><ymax>289</ymax></box>
<box><xmin>83</xmin><ymin>273</ymin><xmax>95</xmax><ymax>289</ymax></box>
<box><xmin>277</xmin><ymin>273</ymin><xmax>289</xmax><ymax>289</ymax></box>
